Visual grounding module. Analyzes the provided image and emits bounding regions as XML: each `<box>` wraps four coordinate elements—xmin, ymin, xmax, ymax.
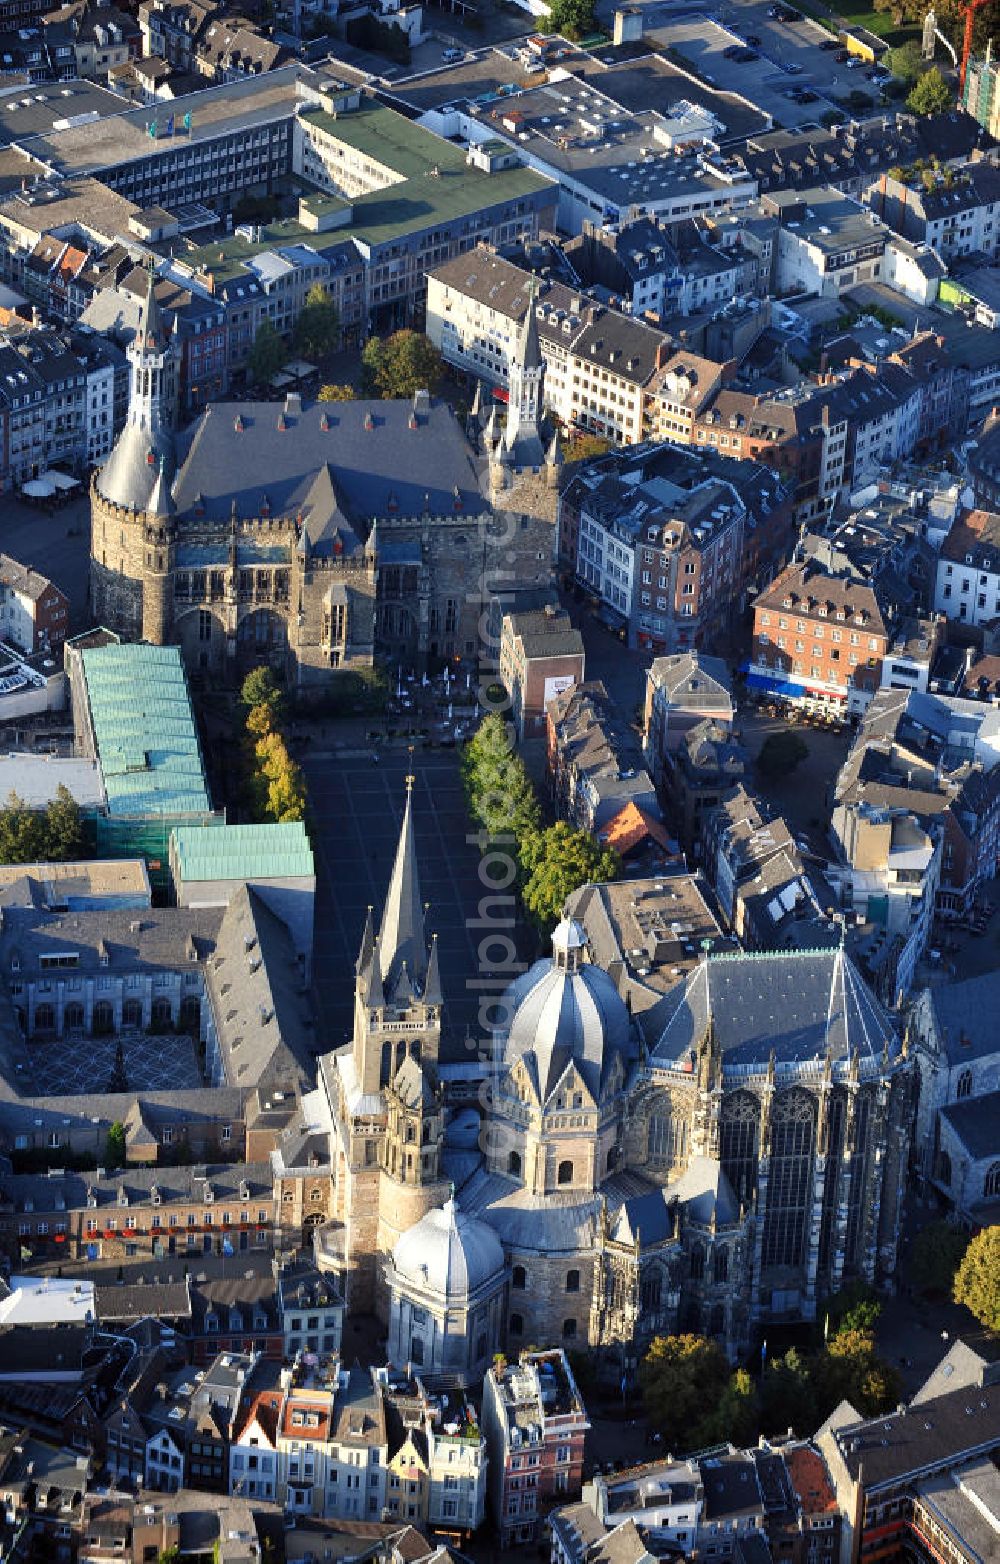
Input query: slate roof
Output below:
<box><xmin>171</xmin><ymin>395</ymin><xmax>484</xmax><ymax>537</ymax></box>
<box><xmin>652</xmin><ymin>949</ymin><xmax>896</xmax><ymax>1067</ymax></box>
<box><xmin>0</xmin><ymin>903</ymin><xmax>220</xmax><ymax>975</ymax></box>
<box><xmin>4</xmin><ymin>1160</ymin><xmax>272</xmax><ymax>1214</ymax></box>
<box><xmin>925</xmin><ymin>972</ymin><xmax>1000</xmax><ymax>1064</ymax></box>
<box><xmin>94</xmin><ymin>1277</ymin><xmax>192</xmax><ymax>1322</ymax></box>
<box><xmin>830</xmin><ymin>1382</ymin><xmax>1000</xmax><ymax>1489</ymax></box>
<box><xmin>939</xmin><ymin>1089</ymin><xmax>1000</xmax><ymax>1161</ymax></box>
<box><xmin>204</xmin><ymin>884</ymin><xmax>316</xmax><ymax>1093</ymax></box>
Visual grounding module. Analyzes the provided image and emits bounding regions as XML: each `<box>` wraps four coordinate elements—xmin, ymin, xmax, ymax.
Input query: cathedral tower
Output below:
<box><xmin>90</xmin><ymin>267</ymin><xmax>180</xmax><ymax>642</ymax></box>
<box><xmin>342</xmin><ymin>777</ymin><xmax>449</xmax><ymax>1314</ymax></box>
<box><xmin>487</xmin><ymin>281</ymin><xmax>562</xmax><ymax>529</ymax></box>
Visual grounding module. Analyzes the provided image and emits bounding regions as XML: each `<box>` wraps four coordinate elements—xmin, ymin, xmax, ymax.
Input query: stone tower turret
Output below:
<box><xmin>90</xmin><ymin>264</ymin><xmax>181</xmax><ymax>641</ymax></box>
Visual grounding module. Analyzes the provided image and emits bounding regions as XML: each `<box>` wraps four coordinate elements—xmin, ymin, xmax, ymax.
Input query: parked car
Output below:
<box><xmin>441</xmin><ymin>46</ymin><xmax>464</xmax><ymax>61</ymax></box>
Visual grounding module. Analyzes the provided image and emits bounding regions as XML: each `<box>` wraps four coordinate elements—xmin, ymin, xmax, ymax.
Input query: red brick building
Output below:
<box><xmin>750</xmin><ymin>558</ymin><xmax>888</xmax><ymax>714</ymax></box>
<box><xmin>482</xmin><ymin>1349</ymin><xmax>589</xmax><ymax>1548</ymax></box>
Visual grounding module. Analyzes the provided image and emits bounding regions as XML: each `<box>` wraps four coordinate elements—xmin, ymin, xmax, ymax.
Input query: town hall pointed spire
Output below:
<box><xmin>378</xmin><ymin>774</ymin><xmax>427</xmax><ymax>992</ymax></box>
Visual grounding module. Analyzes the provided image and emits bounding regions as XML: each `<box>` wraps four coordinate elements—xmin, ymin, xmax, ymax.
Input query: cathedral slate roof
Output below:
<box><xmin>651</xmin><ymin>948</ymin><xmax>895</xmax><ymax>1067</ymax></box>
<box><xmin>171</xmin><ymin>395</ymin><xmax>484</xmax><ymax>537</ymax></box>
<box><xmin>500</xmin><ymin>941</ymin><xmax>635</xmax><ymax>1103</ymax></box>
<box><xmin>924</xmin><ymin>972</ymin><xmax>1000</xmax><ymax>1065</ymax></box>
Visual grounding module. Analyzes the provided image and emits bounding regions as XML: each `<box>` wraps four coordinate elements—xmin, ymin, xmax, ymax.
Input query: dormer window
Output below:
<box><xmin>118</xmin><ymin>1187</ymin><xmax>128</xmax><ymax>1207</ymax></box>
<box><xmin>151</xmin><ymin>1187</ymin><xmax>161</xmax><ymax>1207</ymax></box>
<box><xmin>204</xmin><ymin>1183</ymin><xmax>214</xmax><ymax>1204</ymax></box>
<box><xmin>86</xmin><ymin>1188</ymin><xmax>97</xmax><ymax>1209</ymax></box>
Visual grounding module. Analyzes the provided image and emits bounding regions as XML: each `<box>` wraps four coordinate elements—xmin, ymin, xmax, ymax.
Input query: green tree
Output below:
<box><xmin>361</xmin><ymin>330</ymin><xmax>443</xmax><ymax>400</ymax></box>
<box><xmin>568</xmin><ymin>433</ymin><xmax>611</xmax><ymax>461</ymax></box>
<box><xmin>462</xmin><ymin>713</ymin><xmax>540</xmax><ymax>844</ymax></box>
<box><xmin>0</xmin><ymin>790</ymin><xmax>45</xmax><ymax>864</ymax></box>
<box><xmin>707</xmin><ymin>1368</ymin><xmax>760</xmax><ymax>1446</ymax></box>
<box><xmin>241</xmin><ymin>665</ymin><xmax>285</xmax><ymax>720</ymax></box>
<box><xmin>255</xmin><ymin>731</ymin><xmax>306</xmax><ymax>823</ymax></box>
<box><xmin>757</xmin><ymin>729</ymin><xmax>808</xmax><ymax>779</ymax></box>
<box><xmin>909</xmin><ymin>1219</ymin><xmax>969</xmax><ymax>1296</ymax></box>
<box><xmin>157</xmin><ymin>1550</ymin><xmax>180</xmax><ymax>1564</ymax></box>
<box><xmin>814</xmin><ymin>1329</ymin><xmax>901</xmax><ymax>1418</ymax></box>
<box><xmin>640</xmin><ymin>1334</ymin><xmax>730</xmax><ymax>1453</ymax></box>
<box><xmin>318</xmin><ymin>382</ymin><xmax>356</xmax><ymax>401</ymax></box>
<box><xmin>953</xmin><ymin>1225</ymin><xmax>1000</xmax><ymax>1332</ymax></box>
<box><xmin>293</xmin><ymin>283</ymin><xmax>340</xmax><ymax>363</ymax></box>
<box><xmin>521</xmin><ymin>821</ymin><xmax>619</xmax><ymax>932</ymax></box>
<box><xmin>105</xmin><ymin>1120</ymin><xmax>127</xmax><ymax>1170</ymax></box>
<box><xmin>888</xmin><ymin>38</ymin><xmax>924</xmax><ymax>82</ymax></box>
<box><xmin>760</xmin><ymin>1346</ymin><xmax>815</xmax><ymax>1436</ymax></box>
<box><xmin>43</xmin><ymin>783</ymin><xmax>85</xmax><ymax>861</ymax></box>
<box><xmin>248</xmin><ymin>320</ymin><xmax>288</xmax><ymax>387</ymax></box>
<box><xmin>541</xmin><ymin>0</ymin><xmax>596</xmax><ymax>38</ymax></box>
<box><xmin>907</xmin><ymin>67</ymin><xmax>952</xmax><ymax>116</ymax></box>
<box><xmin>826</xmin><ymin>1279</ymin><xmax>882</xmax><ymax>1337</ymax></box>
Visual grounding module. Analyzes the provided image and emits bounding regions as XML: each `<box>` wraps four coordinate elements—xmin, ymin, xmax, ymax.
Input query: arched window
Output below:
<box><xmin>689</xmin><ymin>1243</ymin><xmax>705</xmax><ymax>1281</ymax></box>
<box><xmin>509</xmin><ymin>1312</ymin><xmax>523</xmax><ymax>1335</ymax></box>
<box><xmin>33</xmin><ymin>1003</ymin><xmax>55</xmax><ymax>1033</ymax></box>
<box><xmin>720</xmin><ymin>1091</ymin><xmax>760</xmax><ymax>1206</ymax></box>
<box><xmin>557</xmin><ymin>1160</ymin><xmax>573</xmax><ymax>1185</ymax></box>
<box><xmin>151</xmin><ymin>997</ymin><xmax>172</xmax><ymax>1027</ymax></box>
<box><xmin>562</xmin><ymin>1318</ymin><xmax>577</xmax><ymax>1340</ymax></box>
<box><xmin>405</xmin><ymin>1124</ymin><xmax>415</xmax><ymax>1143</ymax></box>
<box><xmin>122</xmin><ymin>999</ymin><xmax>142</xmax><ymax>1028</ymax></box>
<box><xmin>713</xmin><ymin>1247</ymin><xmax>729</xmax><ymax>1285</ymax></box>
<box><xmin>957</xmin><ymin>1068</ymin><xmax>973</xmax><ymax>1100</ymax></box>
<box><xmin>410</xmin><ymin>1335</ymin><xmax>424</xmax><ymax>1366</ymax></box>
<box><xmin>762</xmin><ymin>1089</ymin><xmax>817</xmax><ymax>1271</ymax></box>
<box><xmin>64</xmin><ymin>1002</ymin><xmax>84</xmax><ymax>1031</ymax></box>
<box><xmin>512</xmin><ymin>1265</ymin><xmax>526</xmax><ymax>1290</ymax></box>
<box><xmin>508</xmin><ymin>1150</ymin><xmax>521</xmax><ymax>1177</ymax></box>
<box><xmin>566</xmin><ymin>1269</ymin><xmax>580</xmax><ymax>1293</ymax></box>
<box><xmin>985</xmin><ymin>1162</ymin><xmax>1000</xmax><ymax>1198</ymax></box>
<box><xmin>937</xmin><ymin>1150</ymin><xmax>952</xmax><ymax>1187</ymax></box>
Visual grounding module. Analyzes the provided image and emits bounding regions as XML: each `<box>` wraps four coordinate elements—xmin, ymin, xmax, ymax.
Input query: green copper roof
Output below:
<box><xmin>171</xmin><ymin>821</ymin><xmax>314</xmax><ymax>881</ymax></box>
<box><xmin>81</xmin><ymin>643</ymin><xmax>212</xmax><ymax>821</ymax></box>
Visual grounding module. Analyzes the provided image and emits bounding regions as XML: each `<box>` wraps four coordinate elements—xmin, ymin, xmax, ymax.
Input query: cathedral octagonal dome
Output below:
<box><xmin>392</xmin><ymin>1198</ymin><xmax>504</xmax><ymax>1301</ymax></box>
<box><xmin>498</xmin><ymin>920</ymin><xmax>632</xmax><ymax>1103</ymax></box>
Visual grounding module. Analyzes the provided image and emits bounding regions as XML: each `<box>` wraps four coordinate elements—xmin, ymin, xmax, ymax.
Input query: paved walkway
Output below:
<box><xmin>304</xmin><ymin>749</ymin><xmax>528</xmax><ymax>1063</ymax></box>
<box><xmin>27</xmin><ymin>1030</ymin><xmax>202</xmax><ymax>1095</ymax></box>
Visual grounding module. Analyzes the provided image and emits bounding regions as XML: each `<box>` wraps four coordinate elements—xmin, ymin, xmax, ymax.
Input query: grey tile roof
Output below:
<box><xmin>652</xmin><ymin>949</ymin><xmax>896</xmax><ymax>1068</ymax></box>
<box><xmin>0</xmin><ymin>904</ymin><xmax>220</xmax><ymax>975</ymax></box>
<box><xmin>205</xmin><ymin>884</ymin><xmax>316</xmax><ymax>1094</ymax></box>
<box><xmin>3</xmin><ymin>1160</ymin><xmax>273</xmax><ymax>1214</ymax></box>
<box><xmin>926</xmin><ymin>974</ymin><xmax>1000</xmax><ymax>1066</ymax></box>
<box><xmin>830</xmin><ymin>1382</ymin><xmax>1000</xmax><ymax>1489</ymax></box>
<box><xmin>172</xmin><ymin>396</ymin><xmax>485</xmax><ymax>539</ymax></box>
<box><xmin>939</xmin><ymin>1089</ymin><xmax>1000</xmax><ymax>1161</ymax></box>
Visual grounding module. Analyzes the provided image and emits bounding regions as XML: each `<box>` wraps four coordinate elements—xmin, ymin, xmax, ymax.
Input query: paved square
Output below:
<box><xmin>27</xmin><ymin>1031</ymin><xmax>203</xmax><ymax>1095</ymax></box>
<box><xmin>305</xmin><ymin>750</ymin><xmax>525</xmax><ymax>1064</ymax></box>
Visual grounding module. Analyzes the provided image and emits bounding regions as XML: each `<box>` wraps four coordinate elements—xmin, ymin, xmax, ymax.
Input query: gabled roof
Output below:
<box><xmin>652</xmin><ymin>948</ymin><xmax>896</xmax><ymax>1067</ymax></box>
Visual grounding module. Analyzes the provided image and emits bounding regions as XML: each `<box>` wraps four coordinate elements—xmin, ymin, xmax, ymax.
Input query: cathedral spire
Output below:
<box><xmin>356</xmin><ymin>905</ymin><xmax>375</xmax><ymax>976</ymax></box>
<box><xmin>423</xmin><ymin>932</ymin><xmax>443</xmax><ymax>1008</ymax></box>
<box><xmin>502</xmin><ymin>277</ymin><xmax>545</xmax><ymax>467</ymax></box>
<box><xmin>139</xmin><ymin>261</ymin><xmax>167</xmax><ymax>354</ymax></box>
<box><xmin>378</xmin><ymin>775</ymin><xmax>427</xmax><ymax>992</ymax></box>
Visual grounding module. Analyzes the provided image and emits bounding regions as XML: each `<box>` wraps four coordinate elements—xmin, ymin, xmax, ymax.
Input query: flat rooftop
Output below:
<box><xmin>14</xmin><ymin>64</ymin><xmax>307</xmax><ymax>177</ymax></box>
<box><xmin>80</xmin><ymin>642</ymin><xmax>212</xmax><ymax>820</ymax></box>
<box><xmin>0</xmin><ymin>754</ymin><xmax>105</xmax><ymax>811</ymax></box>
<box><xmin>171</xmin><ymin>821</ymin><xmax>315</xmax><ymax>882</ymax></box>
<box><xmin>0</xmin><ymin>1274</ymin><xmax>95</xmax><ymax>1327</ymax></box>
<box><xmin>0</xmin><ymin>857</ymin><xmax>149</xmax><ymax>905</ymax></box>
<box><xmin>771</xmin><ymin>187</ymin><xmax>885</xmax><ymax>252</ymax></box>
<box><xmin>0</xmin><ymin>78</ymin><xmax>126</xmax><ymax>145</ymax></box>
<box><xmin>467</xmin><ymin>75</ymin><xmax>745</xmax><ymax>209</ymax></box>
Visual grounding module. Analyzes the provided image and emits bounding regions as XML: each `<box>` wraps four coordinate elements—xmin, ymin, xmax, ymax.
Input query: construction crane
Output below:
<box><xmin>960</xmin><ymin>0</ymin><xmax>990</xmax><ymax>95</ymax></box>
